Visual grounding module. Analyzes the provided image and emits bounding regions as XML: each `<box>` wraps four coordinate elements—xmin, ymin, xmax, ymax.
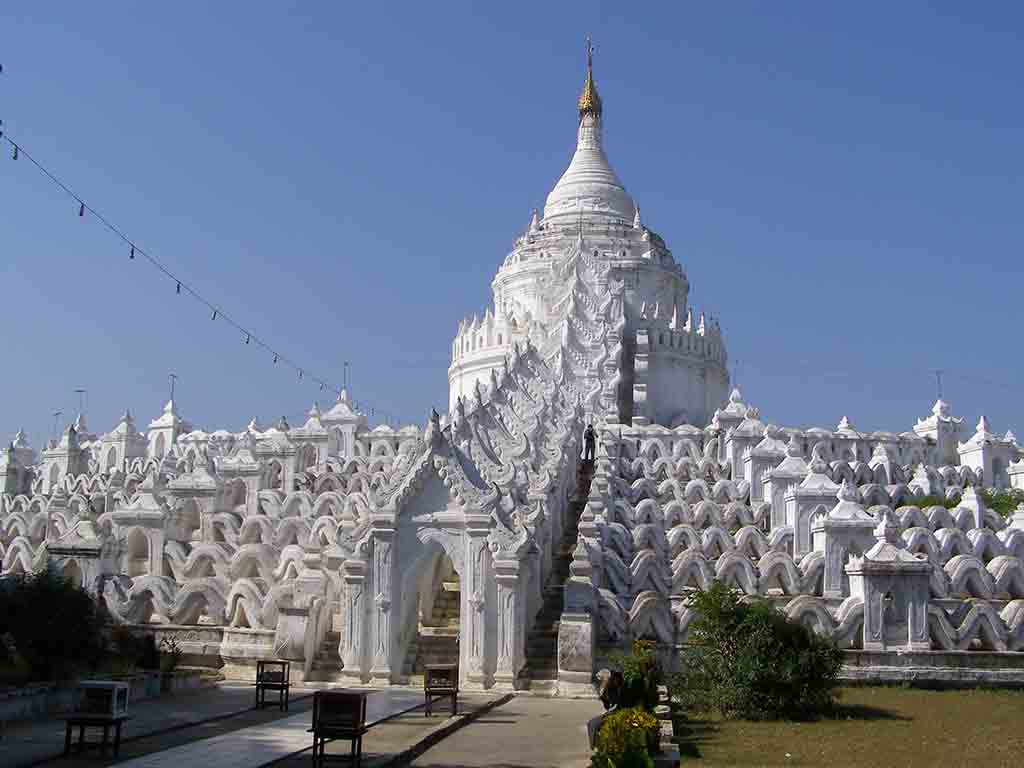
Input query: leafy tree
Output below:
<box><xmin>0</xmin><ymin>568</ymin><xmax>107</xmax><ymax>682</ymax></box>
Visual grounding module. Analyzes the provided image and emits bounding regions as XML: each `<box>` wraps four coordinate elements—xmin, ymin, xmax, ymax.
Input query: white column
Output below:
<box><xmin>493</xmin><ymin>559</ymin><xmax>521</xmax><ymax>688</ymax></box>
<box><xmin>340</xmin><ymin>558</ymin><xmax>369</xmax><ymax>682</ymax></box>
<box><xmin>369</xmin><ymin>524</ymin><xmax>396</xmax><ymax>683</ymax></box>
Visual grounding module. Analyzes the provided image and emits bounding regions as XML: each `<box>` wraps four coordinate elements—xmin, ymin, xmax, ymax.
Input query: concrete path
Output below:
<box><xmin>271</xmin><ymin>693</ymin><xmax>510</xmax><ymax>768</ymax></box>
<box><xmin>410</xmin><ymin>696</ymin><xmax>604</xmax><ymax>768</ymax></box>
<box><xmin>115</xmin><ymin>689</ymin><xmax>425</xmax><ymax>768</ymax></box>
<box><xmin>4</xmin><ymin>682</ymin><xmax>297</xmax><ymax>768</ymax></box>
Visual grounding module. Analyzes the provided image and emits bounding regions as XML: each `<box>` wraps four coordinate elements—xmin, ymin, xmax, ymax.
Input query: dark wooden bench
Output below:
<box><xmin>62</xmin><ymin>714</ymin><xmax>130</xmax><ymax>758</ymax></box>
<box><xmin>423</xmin><ymin>663</ymin><xmax>458</xmax><ymax>717</ymax></box>
<box><xmin>308</xmin><ymin>690</ymin><xmax>370</xmax><ymax>767</ymax></box>
<box><xmin>254</xmin><ymin>659</ymin><xmax>291</xmax><ymax>711</ymax></box>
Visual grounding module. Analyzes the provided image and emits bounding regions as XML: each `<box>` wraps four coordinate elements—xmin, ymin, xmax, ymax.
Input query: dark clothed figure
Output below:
<box><xmin>584</xmin><ymin>424</ymin><xmax>596</xmax><ymax>461</ymax></box>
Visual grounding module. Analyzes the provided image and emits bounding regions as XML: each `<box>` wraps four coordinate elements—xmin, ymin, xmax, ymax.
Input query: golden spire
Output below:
<box><xmin>578</xmin><ymin>35</ymin><xmax>602</xmax><ymax>119</ymax></box>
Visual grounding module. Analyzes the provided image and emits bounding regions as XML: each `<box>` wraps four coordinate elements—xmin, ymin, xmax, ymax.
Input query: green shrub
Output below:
<box><xmin>0</xmin><ymin>568</ymin><xmax>107</xmax><ymax>681</ymax></box>
<box><xmin>607</xmin><ymin>640</ymin><xmax>661</xmax><ymax>711</ymax></box>
<box><xmin>110</xmin><ymin>626</ymin><xmax>161</xmax><ymax>671</ymax></box>
<box><xmin>672</xmin><ymin>581</ymin><xmax>841</xmax><ymax>720</ymax></box>
<box><xmin>912</xmin><ymin>495</ymin><xmax>959</xmax><ymax>510</ymax></box>
<box><xmin>592</xmin><ymin>706</ymin><xmax>659</xmax><ymax>768</ymax></box>
<box><xmin>982</xmin><ymin>488</ymin><xmax>1024</xmax><ymax>519</ymax></box>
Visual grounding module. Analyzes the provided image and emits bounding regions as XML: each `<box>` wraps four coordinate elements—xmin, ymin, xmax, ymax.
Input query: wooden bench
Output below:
<box><xmin>62</xmin><ymin>714</ymin><xmax>130</xmax><ymax>758</ymax></box>
<box><xmin>423</xmin><ymin>663</ymin><xmax>458</xmax><ymax>717</ymax></box>
<box><xmin>254</xmin><ymin>659</ymin><xmax>291</xmax><ymax>711</ymax></box>
<box><xmin>308</xmin><ymin>690</ymin><xmax>370</xmax><ymax>767</ymax></box>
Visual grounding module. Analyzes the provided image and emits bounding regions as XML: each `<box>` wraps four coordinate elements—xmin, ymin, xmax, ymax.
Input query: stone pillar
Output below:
<box><xmin>147</xmin><ymin>529</ymin><xmax>166</xmax><ymax>576</ymax></box>
<box><xmin>340</xmin><ymin>557</ymin><xmax>369</xmax><ymax>682</ymax></box>
<box><xmin>958</xmin><ymin>486</ymin><xmax>987</xmax><ymax>530</ymax></box>
<box><xmin>493</xmin><ymin>558</ymin><xmax>522</xmax><ymax>689</ymax></box>
<box><xmin>461</xmin><ymin>513</ymin><xmax>493</xmax><ymax>689</ymax></box>
<box><xmin>369</xmin><ymin>521</ymin><xmax>397</xmax><ymax>683</ymax></box>
<box><xmin>272</xmin><ymin>567</ymin><xmax>328</xmax><ymax>677</ymax></box>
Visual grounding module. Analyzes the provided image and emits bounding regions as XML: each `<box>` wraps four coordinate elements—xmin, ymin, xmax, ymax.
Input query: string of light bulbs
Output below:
<box><xmin>0</xmin><ymin>129</ymin><xmax>408</xmax><ymax>423</ymax></box>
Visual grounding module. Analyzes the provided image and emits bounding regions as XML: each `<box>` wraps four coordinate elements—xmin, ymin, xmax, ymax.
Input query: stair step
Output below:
<box><xmin>518</xmin><ymin>464</ymin><xmax>593</xmax><ymax>686</ymax></box>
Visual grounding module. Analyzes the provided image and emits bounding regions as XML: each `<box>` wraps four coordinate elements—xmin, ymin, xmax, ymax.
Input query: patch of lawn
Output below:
<box><xmin>673</xmin><ymin>686</ymin><xmax>1024</xmax><ymax>766</ymax></box>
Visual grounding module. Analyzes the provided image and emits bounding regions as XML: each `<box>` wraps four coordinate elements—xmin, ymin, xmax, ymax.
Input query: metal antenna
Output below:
<box><xmin>169</xmin><ymin>373</ymin><xmax>178</xmax><ymax>402</ymax></box>
<box><xmin>51</xmin><ymin>410</ymin><xmax>63</xmax><ymax>441</ymax></box>
<box><xmin>74</xmin><ymin>388</ymin><xmax>86</xmax><ymax>415</ymax></box>
<box><xmin>930</xmin><ymin>369</ymin><xmax>945</xmax><ymax>400</ymax></box>
<box><xmin>343</xmin><ymin>361</ymin><xmax>350</xmax><ymax>391</ymax></box>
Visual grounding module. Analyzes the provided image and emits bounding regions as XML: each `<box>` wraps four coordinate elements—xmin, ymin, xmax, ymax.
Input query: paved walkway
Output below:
<box><xmin>116</xmin><ymin>689</ymin><xmax>426</xmax><ymax>768</ymax></box>
<box><xmin>4</xmin><ymin>682</ymin><xmax>290</xmax><ymax>768</ymax></box>
<box><xmin>5</xmin><ymin>685</ymin><xmax>597</xmax><ymax>768</ymax></box>
<box><xmin>410</xmin><ymin>695</ymin><xmax>603</xmax><ymax>768</ymax></box>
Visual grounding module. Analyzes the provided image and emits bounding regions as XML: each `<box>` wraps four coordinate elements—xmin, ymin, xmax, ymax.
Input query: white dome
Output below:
<box><xmin>542</xmin><ymin>113</ymin><xmax>636</xmax><ymax>226</ymax></box>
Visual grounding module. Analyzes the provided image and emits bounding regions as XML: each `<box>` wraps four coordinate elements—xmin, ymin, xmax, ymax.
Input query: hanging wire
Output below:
<box><xmin>0</xmin><ymin>133</ymin><xmax>420</xmax><ymax>419</ymax></box>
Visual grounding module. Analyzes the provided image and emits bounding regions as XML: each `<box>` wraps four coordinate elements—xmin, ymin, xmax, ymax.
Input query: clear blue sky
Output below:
<box><xmin>1</xmin><ymin>2</ymin><xmax>1021</xmax><ymax>449</ymax></box>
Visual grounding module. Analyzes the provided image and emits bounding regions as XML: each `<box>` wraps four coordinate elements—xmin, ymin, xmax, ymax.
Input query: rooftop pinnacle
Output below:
<box><xmin>578</xmin><ymin>36</ymin><xmax>602</xmax><ymax>119</ymax></box>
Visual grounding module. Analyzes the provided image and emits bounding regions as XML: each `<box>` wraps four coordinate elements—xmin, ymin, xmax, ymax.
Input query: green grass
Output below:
<box><xmin>673</xmin><ymin>686</ymin><xmax>1024</xmax><ymax>766</ymax></box>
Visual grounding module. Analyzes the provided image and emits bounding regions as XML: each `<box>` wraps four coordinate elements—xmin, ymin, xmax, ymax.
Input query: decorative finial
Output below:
<box><xmin>578</xmin><ymin>35</ymin><xmax>602</xmax><ymax>119</ymax></box>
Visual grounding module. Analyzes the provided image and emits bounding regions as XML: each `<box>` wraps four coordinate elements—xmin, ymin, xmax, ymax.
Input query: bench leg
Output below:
<box><xmin>77</xmin><ymin>724</ymin><xmax>85</xmax><ymax>753</ymax></box>
<box><xmin>115</xmin><ymin>721</ymin><xmax>123</xmax><ymax>758</ymax></box>
<box><xmin>101</xmin><ymin>724</ymin><xmax>109</xmax><ymax>756</ymax></box>
<box><xmin>451</xmin><ymin>692</ymin><xmax>457</xmax><ymax>716</ymax></box>
<box><xmin>64</xmin><ymin>723</ymin><xmax>72</xmax><ymax>756</ymax></box>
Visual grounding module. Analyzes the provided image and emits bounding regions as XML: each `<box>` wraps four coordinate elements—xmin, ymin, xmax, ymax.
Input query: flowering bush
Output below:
<box><xmin>608</xmin><ymin>639</ymin><xmax>662</xmax><ymax>711</ymax></box>
<box><xmin>592</xmin><ymin>706</ymin><xmax>660</xmax><ymax>768</ymax></box>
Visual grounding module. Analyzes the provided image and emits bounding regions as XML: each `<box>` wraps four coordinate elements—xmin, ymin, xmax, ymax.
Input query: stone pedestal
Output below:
<box><xmin>557</xmin><ymin>612</ymin><xmax>595</xmax><ymax>696</ymax></box>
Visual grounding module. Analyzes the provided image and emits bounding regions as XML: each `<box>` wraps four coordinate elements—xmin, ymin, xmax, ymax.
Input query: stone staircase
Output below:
<box><xmin>309</xmin><ymin>630</ymin><xmax>343</xmax><ymax>678</ymax></box>
<box><xmin>402</xmin><ymin>578</ymin><xmax>461</xmax><ymax>680</ymax></box>
<box><xmin>519</xmin><ymin>459</ymin><xmax>595</xmax><ymax>688</ymax></box>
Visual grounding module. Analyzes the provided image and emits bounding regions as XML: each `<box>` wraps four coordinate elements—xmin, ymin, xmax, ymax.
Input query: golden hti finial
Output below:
<box><xmin>578</xmin><ymin>35</ymin><xmax>602</xmax><ymax>119</ymax></box>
